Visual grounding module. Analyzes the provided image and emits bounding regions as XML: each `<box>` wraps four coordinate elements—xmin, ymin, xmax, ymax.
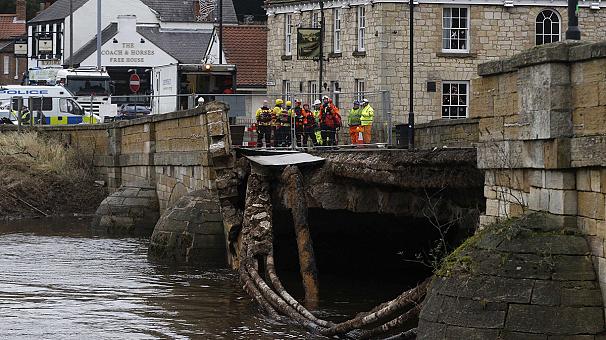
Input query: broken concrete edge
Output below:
<box><xmin>477</xmin><ymin>40</ymin><xmax>606</xmax><ymax>77</ymax></box>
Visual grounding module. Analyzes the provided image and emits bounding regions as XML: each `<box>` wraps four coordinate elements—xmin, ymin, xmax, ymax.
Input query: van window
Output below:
<box><xmin>60</xmin><ymin>98</ymin><xmax>68</xmax><ymax>113</ymax></box>
<box><xmin>30</xmin><ymin>97</ymin><xmax>52</xmax><ymax>111</ymax></box>
<box><xmin>69</xmin><ymin>99</ymin><xmax>83</xmax><ymax>116</ymax></box>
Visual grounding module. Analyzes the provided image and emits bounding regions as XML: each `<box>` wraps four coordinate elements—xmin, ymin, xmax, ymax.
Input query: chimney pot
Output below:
<box><xmin>16</xmin><ymin>0</ymin><xmax>26</xmax><ymax>21</ymax></box>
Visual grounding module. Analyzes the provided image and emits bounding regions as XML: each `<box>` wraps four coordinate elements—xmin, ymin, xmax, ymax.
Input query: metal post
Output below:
<box><xmin>407</xmin><ymin>0</ymin><xmax>415</xmax><ymax>149</ymax></box>
<box><xmin>383</xmin><ymin>90</ymin><xmax>392</xmax><ymax>145</ymax></box>
<box><xmin>69</xmin><ymin>0</ymin><xmax>74</xmax><ymax>68</ymax></box>
<box><xmin>566</xmin><ymin>0</ymin><xmax>581</xmax><ymax>40</ymax></box>
<box><xmin>90</xmin><ymin>94</ymin><xmax>94</xmax><ymax>123</ymax></box>
<box><xmin>219</xmin><ymin>0</ymin><xmax>223</xmax><ymax>64</ymax></box>
<box><xmin>319</xmin><ymin>0</ymin><xmax>324</xmax><ymax>98</ymax></box>
<box><xmin>96</xmin><ymin>0</ymin><xmax>102</xmax><ymax>70</ymax></box>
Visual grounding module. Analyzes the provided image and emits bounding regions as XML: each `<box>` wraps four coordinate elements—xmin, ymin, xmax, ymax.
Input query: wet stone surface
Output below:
<box><xmin>417</xmin><ymin>215</ymin><xmax>605</xmax><ymax>339</ymax></box>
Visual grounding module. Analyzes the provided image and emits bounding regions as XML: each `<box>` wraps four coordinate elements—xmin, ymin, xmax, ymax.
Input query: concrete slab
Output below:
<box><xmin>245</xmin><ymin>153</ymin><xmax>325</xmax><ymax>167</ymax></box>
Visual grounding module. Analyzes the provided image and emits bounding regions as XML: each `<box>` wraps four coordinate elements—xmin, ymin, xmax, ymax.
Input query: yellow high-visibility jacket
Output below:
<box><xmin>360</xmin><ymin>104</ymin><xmax>374</xmax><ymax>126</ymax></box>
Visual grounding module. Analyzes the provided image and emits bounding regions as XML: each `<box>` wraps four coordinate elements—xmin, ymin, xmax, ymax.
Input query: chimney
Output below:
<box><xmin>16</xmin><ymin>0</ymin><xmax>26</xmax><ymax>22</ymax></box>
<box><xmin>117</xmin><ymin>15</ymin><xmax>137</xmax><ymax>35</ymax></box>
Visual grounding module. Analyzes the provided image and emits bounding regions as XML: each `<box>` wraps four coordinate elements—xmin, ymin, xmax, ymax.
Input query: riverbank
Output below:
<box><xmin>0</xmin><ymin>131</ymin><xmax>106</xmax><ymax>220</ymax></box>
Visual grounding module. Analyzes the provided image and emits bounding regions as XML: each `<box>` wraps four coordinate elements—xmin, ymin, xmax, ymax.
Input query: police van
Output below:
<box><xmin>0</xmin><ymin>86</ymin><xmax>100</xmax><ymax>125</ymax></box>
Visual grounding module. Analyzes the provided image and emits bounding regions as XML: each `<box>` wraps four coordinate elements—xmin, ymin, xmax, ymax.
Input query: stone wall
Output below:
<box><xmin>0</xmin><ymin>102</ymin><xmax>230</xmax><ymax>213</ymax></box>
<box><xmin>415</xmin><ymin>118</ymin><xmax>479</xmax><ymax>149</ymax></box>
<box><xmin>267</xmin><ymin>1</ymin><xmax>606</xmax><ymax>125</ymax></box>
<box><xmin>472</xmin><ymin>40</ymin><xmax>606</xmax><ymax>316</ymax></box>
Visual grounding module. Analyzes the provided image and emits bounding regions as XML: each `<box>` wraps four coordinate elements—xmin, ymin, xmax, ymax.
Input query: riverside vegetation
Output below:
<box><xmin>0</xmin><ymin>131</ymin><xmax>106</xmax><ymax>220</ymax></box>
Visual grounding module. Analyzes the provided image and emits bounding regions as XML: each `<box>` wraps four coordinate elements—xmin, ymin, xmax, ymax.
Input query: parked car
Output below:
<box><xmin>117</xmin><ymin>103</ymin><xmax>151</xmax><ymax>119</ymax></box>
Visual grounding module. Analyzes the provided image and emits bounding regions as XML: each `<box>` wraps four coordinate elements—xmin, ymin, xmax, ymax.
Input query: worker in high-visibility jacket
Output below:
<box><xmin>255</xmin><ymin>100</ymin><xmax>274</xmax><ymax>148</ymax></box>
<box><xmin>272</xmin><ymin>99</ymin><xmax>284</xmax><ymax>147</ymax></box>
<box><xmin>360</xmin><ymin>98</ymin><xmax>374</xmax><ymax>144</ymax></box>
<box><xmin>348</xmin><ymin>100</ymin><xmax>363</xmax><ymax>145</ymax></box>
<box><xmin>275</xmin><ymin>99</ymin><xmax>293</xmax><ymax>147</ymax></box>
<box><xmin>312</xmin><ymin>99</ymin><xmax>323</xmax><ymax>146</ymax></box>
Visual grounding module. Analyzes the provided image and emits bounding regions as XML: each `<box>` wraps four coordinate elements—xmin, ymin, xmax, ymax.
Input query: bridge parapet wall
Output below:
<box><xmin>472</xmin><ymin>40</ymin><xmax>606</xmax><ymax>311</ymax></box>
<box><xmin>0</xmin><ymin>102</ymin><xmax>231</xmax><ymax>213</ymax></box>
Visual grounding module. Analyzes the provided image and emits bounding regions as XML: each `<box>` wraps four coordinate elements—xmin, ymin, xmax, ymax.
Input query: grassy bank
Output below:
<box><xmin>0</xmin><ymin>132</ymin><xmax>106</xmax><ymax>219</ymax></box>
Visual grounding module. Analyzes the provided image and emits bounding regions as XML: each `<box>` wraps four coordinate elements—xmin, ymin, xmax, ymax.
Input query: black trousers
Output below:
<box><xmin>276</xmin><ymin>126</ymin><xmax>291</xmax><ymax>147</ymax></box>
<box><xmin>302</xmin><ymin>128</ymin><xmax>316</xmax><ymax>147</ymax></box>
<box><xmin>321</xmin><ymin>126</ymin><xmax>337</xmax><ymax>146</ymax></box>
<box><xmin>257</xmin><ymin>125</ymin><xmax>272</xmax><ymax>147</ymax></box>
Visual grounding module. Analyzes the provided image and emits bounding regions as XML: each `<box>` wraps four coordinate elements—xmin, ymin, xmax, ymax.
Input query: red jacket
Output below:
<box><xmin>319</xmin><ymin>103</ymin><xmax>342</xmax><ymax>129</ymax></box>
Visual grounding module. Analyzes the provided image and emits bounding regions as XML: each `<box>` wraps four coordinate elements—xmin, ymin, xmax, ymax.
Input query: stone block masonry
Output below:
<box><xmin>472</xmin><ymin>40</ymin><xmax>606</xmax><ymax>321</ymax></box>
<box><xmin>417</xmin><ymin>216</ymin><xmax>605</xmax><ymax>338</ymax></box>
<box><xmin>267</xmin><ymin>1</ymin><xmax>606</xmax><ymax>126</ymax></box>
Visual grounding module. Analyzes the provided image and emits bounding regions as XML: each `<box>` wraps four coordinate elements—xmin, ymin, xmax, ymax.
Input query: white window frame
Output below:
<box><xmin>355</xmin><ymin>79</ymin><xmax>365</xmax><ymax>101</ymax></box>
<box><xmin>442</xmin><ymin>6</ymin><xmax>470</xmax><ymax>53</ymax></box>
<box><xmin>14</xmin><ymin>58</ymin><xmax>18</xmax><ymax>79</ymax></box>
<box><xmin>357</xmin><ymin>6</ymin><xmax>366</xmax><ymax>52</ymax></box>
<box><xmin>333</xmin><ymin>8</ymin><xmax>342</xmax><ymax>53</ymax></box>
<box><xmin>535</xmin><ymin>9</ymin><xmax>561</xmax><ymax>45</ymax></box>
<box><xmin>285</xmin><ymin>14</ymin><xmax>292</xmax><ymax>56</ymax></box>
<box><xmin>3</xmin><ymin>56</ymin><xmax>9</xmax><ymax>75</ymax></box>
<box><xmin>283</xmin><ymin>80</ymin><xmax>291</xmax><ymax>101</ymax></box>
<box><xmin>312</xmin><ymin>11</ymin><xmax>320</xmax><ymax>28</ymax></box>
<box><xmin>442</xmin><ymin>81</ymin><xmax>469</xmax><ymax>119</ymax></box>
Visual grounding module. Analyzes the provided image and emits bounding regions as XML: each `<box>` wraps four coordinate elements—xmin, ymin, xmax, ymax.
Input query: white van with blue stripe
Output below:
<box><xmin>0</xmin><ymin>86</ymin><xmax>100</xmax><ymax>125</ymax></box>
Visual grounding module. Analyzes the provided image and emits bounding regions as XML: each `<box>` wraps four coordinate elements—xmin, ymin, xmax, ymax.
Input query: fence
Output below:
<box><xmin>1</xmin><ymin>90</ymin><xmax>395</xmax><ymax>148</ymax></box>
<box><xmin>227</xmin><ymin>91</ymin><xmax>393</xmax><ymax>149</ymax></box>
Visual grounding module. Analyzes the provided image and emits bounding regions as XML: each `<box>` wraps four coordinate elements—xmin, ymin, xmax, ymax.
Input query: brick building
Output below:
<box><xmin>0</xmin><ymin>0</ymin><xmax>27</xmax><ymax>85</ymax></box>
<box><xmin>265</xmin><ymin>0</ymin><xmax>606</xmax><ymax>125</ymax></box>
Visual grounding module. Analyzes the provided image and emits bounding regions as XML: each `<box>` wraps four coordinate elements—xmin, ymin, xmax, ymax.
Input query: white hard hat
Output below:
<box><xmin>197</xmin><ymin>97</ymin><xmax>205</xmax><ymax>105</ymax></box>
<box><xmin>362</xmin><ymin>98</ymin><xmax>369</xmax><ymax>103</ymax></box>
<box><xmin>313</xmin><ymin>99</ymin><xmax>321</xmax><ymax>105</ymax></box>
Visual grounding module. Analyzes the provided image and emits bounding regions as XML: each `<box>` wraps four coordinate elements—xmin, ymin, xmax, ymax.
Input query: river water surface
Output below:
<box><xmin>0</xmin><ymin>218</ymin><xmax>411</xmax><ymax>339</ymax></box>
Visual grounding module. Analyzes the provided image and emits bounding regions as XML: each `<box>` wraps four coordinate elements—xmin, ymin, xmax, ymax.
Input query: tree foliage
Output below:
<box><xmin>0</xmin><ymin>0</ymin><xmax>45</xmax><ymax>20</ymax></box>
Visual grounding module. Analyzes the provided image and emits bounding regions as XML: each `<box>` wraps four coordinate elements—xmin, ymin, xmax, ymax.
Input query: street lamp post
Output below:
<box><xmin>319</xmin><ymin>0</ymin><xmax>324</xmax><ymax>98</ymax></box>
<box><xmin>69</xmin><ymin>0</ymin><xmax>73</xmax><ymax>68</ymax></box>
<box><xmin>408</xmin><ymin>0</ymin><xmax>415</xmax><ymax>149</ymax></box>
<box><xmin>96</xmin><ymin>0</ymin><xmax>101</xmax><ymax>70</ymax></box>
<box><xmin>566</xmin><ymin>0</ymin><xmax>581</xmax><ymax>40</ymax></box>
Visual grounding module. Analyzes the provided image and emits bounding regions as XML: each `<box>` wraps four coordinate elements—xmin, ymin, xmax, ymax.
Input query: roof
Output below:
<box><xmin>222</xmin><ymin>25</ymin><xmax>267</xmax><ymax>87</ymax></box>
<box><xmin>141</xmin><ymin>0</ymin><xmax>238</xmax><ymax>24</ymax></box>
<box><xmin>0</xmin><ymin>14</ymin><xmax>26</xmax><ymax>40</ymax></box>
<box><xmin>29</xmin><ymin>0</ymin><xmax>88</xmax><ymax>23</ymax></box>
<box><xmin>63</xmin><ymin>23</ymin><xmax>118</xmax><ymax>65</ymax></box>
<box><xmin>137</xmin><ymin>27</ymin><xmax>212</xmax><ymax>64</ymax></box>
<box><xmin>264</xmin><ymin>0</ymin><xmax>312</xmax><ymax>5</ymax></box>
<box><xmin>29</xmin><ymin>0</ymin><xmax>238</xmax><ymax>24</ymax></box>
<box><xmin>0</xmin><ymin>41</ymin><xmax>13</xmax><ymax>52</ymax></box>
<box><xmin>64</xmin><ymin>23</ymin><xmax>212</xmax><ymax>65</ymax></box>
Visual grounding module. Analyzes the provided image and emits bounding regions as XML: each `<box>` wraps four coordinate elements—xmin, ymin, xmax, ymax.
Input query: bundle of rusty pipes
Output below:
<box><xmin>237</xmin><ymin>165</ymin><xmax>430</xmax><ymax>339</ymax></box>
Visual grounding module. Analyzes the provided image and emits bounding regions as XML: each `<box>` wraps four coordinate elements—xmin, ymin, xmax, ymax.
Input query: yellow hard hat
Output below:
<box><xmin>286</xmin><ymin>100</ymin><xmax>292</xmax><ymax>107</ymax></box>
<box><xmin>275</xmin><ymin>98</ymin><xmax>284</xmax><ymax>105</ymax></box>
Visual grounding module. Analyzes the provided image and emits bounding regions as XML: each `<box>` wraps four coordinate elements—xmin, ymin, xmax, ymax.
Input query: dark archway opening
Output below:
<box><xmin>272</xmin><ymin>208</ymin><xmax>471</xmax><ymax>313</ymax></box>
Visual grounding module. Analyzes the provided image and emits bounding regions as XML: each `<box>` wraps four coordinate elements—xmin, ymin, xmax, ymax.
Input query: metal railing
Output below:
<box><xmin>227</xmin><ymin>90</ymin><xmax>393</xmax><ymax>149</ymax></box>
<box><xmin>2</xmin><ymin>90</ymin><xmax>396</xmax><ymax>147</ymax></box>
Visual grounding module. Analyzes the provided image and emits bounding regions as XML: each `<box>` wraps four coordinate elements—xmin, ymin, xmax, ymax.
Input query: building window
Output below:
<box><xmin>333</xmin><ymin>8</ymin><xmax>341</xmax><ymax>53</ymax></box>
<box><xmin>312</xmin><ymin>11</ymin><xmax>320</xmax><ymax>28</ymax></box>
<box><xmin>357</xmin><ymin>6</ymin><xmax>366</xmax><ymax>52</ymax></box>
<box><xmin>355</xmin><ymin>79</ymin><xmax>365</xmax><ymax>101</ymax></box>
<box><xmin>308</xmin><ymin>80</ymin><xmax>318</xmax><ymax>103</ymax></box>
<box><xmin>14</xmin><ymin>58</ymin><xmax>19</xmax><ymax>79</ymax></box>
<box><xmin>536</xmin><ymin>9</ymin><xmax>560</xmax><ymax>45</ymax></box>
<box><xmin>285</xmin><ymin>14</ymin><xmax>292</xmax><ymax>55</ymax></box>
<box><xmin>442</xmin><ymin>7</ymin><xmax>469</xmax><ymax>52</ymax></box>
<box><xmin>3</xmin><ymin>56</ymin><xmax>9</xmax><ymax>75</ymax></box>
<box><xmin>283</xmin><ymin>80</ymin><xmax>291</xmax><ymax>101</ymax></box>
<box><xmin>442</xmin><ymin>81</ymin><xmax>469</xmax><ymax>119</ymax></box>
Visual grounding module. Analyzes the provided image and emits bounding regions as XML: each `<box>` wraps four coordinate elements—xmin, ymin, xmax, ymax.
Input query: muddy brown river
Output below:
<box><xmin>0</xmin><ymin>217</ymin><xmax>413</xmax><ymax>339</ymax></box>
